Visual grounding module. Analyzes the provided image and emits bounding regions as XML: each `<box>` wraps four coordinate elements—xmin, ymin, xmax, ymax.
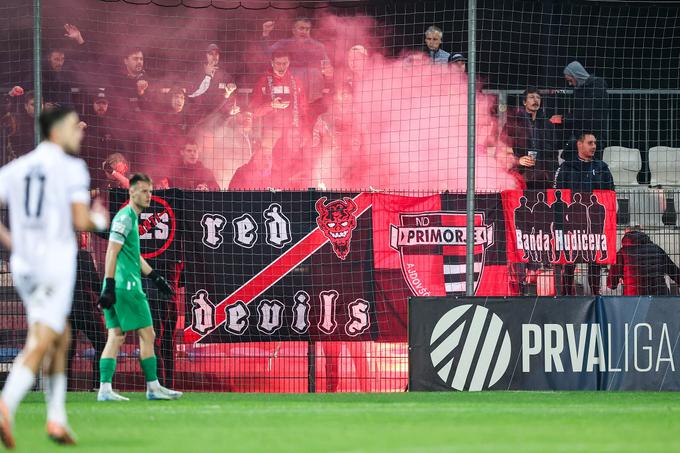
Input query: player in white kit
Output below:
<box><xmin>0</xmin><ymin>106</ymin><xmax>109</xmax><ymax>449</ymax></box>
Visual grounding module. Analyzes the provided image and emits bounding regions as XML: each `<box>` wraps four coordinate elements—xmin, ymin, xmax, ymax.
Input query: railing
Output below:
<box><xmin>485</xmin><ymin>88</ymin><xmax>680</xmax><ymax>183</ymax></box>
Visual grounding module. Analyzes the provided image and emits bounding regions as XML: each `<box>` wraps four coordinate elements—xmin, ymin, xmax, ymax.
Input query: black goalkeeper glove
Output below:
<box><xmin>148</xmin><ymin>270</ymin><xmax>174</xmax><ymax>296</ymax></box>
<box><xmin>98</xmin><ymin>278</ymin><xmax>116</xmax><ymax>310</ymax></box>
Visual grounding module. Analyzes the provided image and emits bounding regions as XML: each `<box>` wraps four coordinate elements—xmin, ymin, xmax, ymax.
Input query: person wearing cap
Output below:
<box><xmin>345</xmin><ymin>45</ymin><xmax>368</xmax><ymax>90</ymax></box>
<box><xmin>81</xmin><ymin>89</ymin><xmax>127</xmax><ymax>190</ymax></box>
<box><xmin>449</xmin><ymin>53</ymin><xmax>466</xmax><ymax>71</ymax></box>
<box><xmin>551</xmin><ymin>61</ymin><xmax>609</xmax><ymax>160</ymax></box>
<box><xmin>186</xmin><ymin>43</ymin><xmax>236</xmax><ymax>117</ymax></box>
<box><xmin>424</xmin><ymin>26</ymin><xmax>451</xmax><ymax>64</ymax></box>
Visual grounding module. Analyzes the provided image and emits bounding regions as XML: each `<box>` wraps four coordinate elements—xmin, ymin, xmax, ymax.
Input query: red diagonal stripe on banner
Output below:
<box><xmin>184</xmin><ymin>192</ymin><xmax>373</xmax><ymax>344</ymax></box>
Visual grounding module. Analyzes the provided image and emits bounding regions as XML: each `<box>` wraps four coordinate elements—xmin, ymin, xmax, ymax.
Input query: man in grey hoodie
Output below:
<box><xmin>552</xmin><ymin>61</ymin><xmax>609</xmax><ymax>160</ymax></box>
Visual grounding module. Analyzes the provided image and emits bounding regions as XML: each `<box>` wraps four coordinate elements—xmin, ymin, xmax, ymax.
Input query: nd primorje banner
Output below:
<box><xmin>502</xmin><ymin>190</ymin><xmax>617</xmax><ymax>265</ymax></box>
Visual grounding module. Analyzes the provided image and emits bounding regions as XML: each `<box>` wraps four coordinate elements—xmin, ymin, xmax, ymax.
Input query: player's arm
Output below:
<box><xmin>97</xmin><ymin>240</ymin><xmax>122</xmax><ymax>309</ymax></box>
<box><xmin>97</xmin><ymin>210</ymin><xmax>128</xmax><ymax>310</ymax></box>
<box><xmin>141</xmin><ymin>256</ymin><xmax>174</xmax><ymax>296</ymax></box>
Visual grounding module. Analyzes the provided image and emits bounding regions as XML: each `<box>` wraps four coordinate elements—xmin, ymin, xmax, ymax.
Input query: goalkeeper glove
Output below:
<box><xmin>98</xmin><ymin>278</ymin><xmax>116</xmax><ymax>309</ymax></box>
<box><xmin>148</xmin><ymin>270</ymin><xmax>174</xmax><ymax>296</ymax></box>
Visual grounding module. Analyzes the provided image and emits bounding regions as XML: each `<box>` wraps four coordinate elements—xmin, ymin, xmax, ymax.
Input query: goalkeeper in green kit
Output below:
<box><xmin>96</xmin><ymin>173</ymin><xmax>182</xmax><ymax>401</ymax></box>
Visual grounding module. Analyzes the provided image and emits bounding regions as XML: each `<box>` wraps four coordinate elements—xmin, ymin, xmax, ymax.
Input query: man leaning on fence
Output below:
<box><xmin>554</xmin><ymin>131</ymin><xmax>614</xmax><ymax>296</ymax></box>
<box><xmin>608</xmin><ymin>225</ymin><xmax>680</xmax><ymax>296</ymax></box>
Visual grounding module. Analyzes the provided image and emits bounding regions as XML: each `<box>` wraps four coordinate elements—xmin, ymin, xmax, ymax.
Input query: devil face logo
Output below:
<box><xmin>315</xmin><ymin>197</ymin><xmax>358</xmax><ymax>260</ymax></box>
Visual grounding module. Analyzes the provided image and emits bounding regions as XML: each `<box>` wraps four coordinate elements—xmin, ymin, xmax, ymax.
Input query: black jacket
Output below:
<box><xmin>554</xmin><ymin>158</ymin><xmax>614</xmax><ymax>193</ymax></box>
<box><xmin>608</xmin><ymin>231</ymin><xmax>680</xmax><ymax>296</ymax></box>
<box><xmin>504</xmin><ymin>108</ymin><xmax>558</xmax><ymax>190</ymax></box>
<box><xmin>566</xmin><ymin>75</ymin><xmax>609</xmax><ymax>142</ymax></box>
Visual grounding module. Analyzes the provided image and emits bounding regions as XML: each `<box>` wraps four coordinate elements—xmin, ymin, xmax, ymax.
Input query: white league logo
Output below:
<box><xmin>429</xmin><ymin>304</ymin><xmax>511</xmax><ymax>391</ymax></box>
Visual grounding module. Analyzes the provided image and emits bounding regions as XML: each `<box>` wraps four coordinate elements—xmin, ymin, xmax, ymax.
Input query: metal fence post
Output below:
<box><xmin>33</xmin><ymin>0</ymin><xmax>41</xmax><ymax>146</ymax></box>
<box><xmin>466</xmin><ymin>0</ymin><xmax>477</xmax><ymax>296</ymax></box>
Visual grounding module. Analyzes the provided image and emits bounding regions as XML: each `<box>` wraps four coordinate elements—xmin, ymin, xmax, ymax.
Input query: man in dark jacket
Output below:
<box><xmin>186</xmin><ymin>43</ymin><xmax>237</xmax><ymax>117</ymax></box>
<box><xmin>170</xmin><ymin>140</ymin><xmax>220</xmax><ymax>191</ymax></box>
<box><xmin>608</xmin><ymin>226</ymin><xmax>680</xmax><ymax>295</ymax></box>
<box><xmin>553</xmin><ymin>61</ymin><xmax>609</xmax><ymax>160</ymax></box>
<box><xmin>555</xmin><ymin>131</ymin><xmax>614</xmax><ymax>295</ymax></box>
<box><xmin>554</xmin><ymin>132</ymin><xmax>614</xmax><ymax>193</ymax></box>
<box><xmin>504</xmin><ymin>87</ymin><xmax>558</xmax><ymax>190</ymax></box>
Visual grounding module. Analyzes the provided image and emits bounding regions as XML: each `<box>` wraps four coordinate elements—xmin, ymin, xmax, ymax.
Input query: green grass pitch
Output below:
<box><xmin>9</xmin><ymin>392</ymin><xmax>680</xmax><ymax>452</ymax></box>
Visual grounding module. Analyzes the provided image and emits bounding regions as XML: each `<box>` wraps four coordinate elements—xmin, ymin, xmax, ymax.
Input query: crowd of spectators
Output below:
<box><xmin>0</xmin><ymin>19</ymin><xmax>475</xmax><ymax>193</ymax></box>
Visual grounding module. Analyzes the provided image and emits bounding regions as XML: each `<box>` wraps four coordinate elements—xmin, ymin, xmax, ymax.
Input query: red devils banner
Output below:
<box><xmin>502</xmin><ymin>190</ymin><xmax>617</xmax><ymax>265</ymax></box>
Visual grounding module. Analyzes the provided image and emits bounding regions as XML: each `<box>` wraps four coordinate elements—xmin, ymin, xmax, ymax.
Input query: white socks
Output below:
<box><xmin>44</xmin><ymin>373</ymin><xmax>67</xmax><ymax>425</ymax></box>
<box><xmin>1</xmin><ymin>364</ymin><xmax>36</xmax><ymax>420</ymax></box>
<box><xmin>147</xmin><ymin>380</ymin><xmax>161</xmax><ymax>392</ymax></box>
<box><xmin>99</xmin><ymin>382</ymin><xmax>112</xmax><ymax>393</ymax></box>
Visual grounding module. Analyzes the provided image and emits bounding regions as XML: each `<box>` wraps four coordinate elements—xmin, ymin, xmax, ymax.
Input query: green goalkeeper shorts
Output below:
<box><xmin>103</xmin><ymin>287</ymin><xmax>153</xmax><ymax>332</ymax></box>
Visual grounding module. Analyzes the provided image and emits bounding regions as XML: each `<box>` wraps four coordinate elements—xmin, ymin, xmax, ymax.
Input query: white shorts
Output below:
<box><xmin>13</xmin><ymin>268</ymin><xmax>75</xmax><ymax>335</ymax></box>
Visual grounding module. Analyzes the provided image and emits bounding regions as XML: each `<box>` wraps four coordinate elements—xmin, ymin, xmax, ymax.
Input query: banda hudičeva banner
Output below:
<box><xmin>501</xmin><ymin>190</ymin><xmax>617</xmax><ymax>265</ymax></box>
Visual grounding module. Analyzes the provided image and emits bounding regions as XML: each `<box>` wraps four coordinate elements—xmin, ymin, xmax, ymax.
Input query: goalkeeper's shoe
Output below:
<box><xmin>97</xmin><ymin>390</ymin><xmax>130</xmax><ymax>402</ymax></box>
<box><xmin>46</xmin><ymin>421</ymin><xmax>77</xmax><ymax>446</ymax></box>
<box><xmin>146</xmin><ymin>386</ymin><xmax>183</xmax><ymax>401</ymax></box>
<box><xmin>0</xmin><ymin>400</ymin><xmax>15</xmax><ymax>449</ymax></box>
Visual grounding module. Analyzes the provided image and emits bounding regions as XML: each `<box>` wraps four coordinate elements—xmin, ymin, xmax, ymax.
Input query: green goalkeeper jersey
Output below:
<box><xmin>109</xmin><ymin>204</ymin><xmax>143</xmax><ymax>291</ymax></box>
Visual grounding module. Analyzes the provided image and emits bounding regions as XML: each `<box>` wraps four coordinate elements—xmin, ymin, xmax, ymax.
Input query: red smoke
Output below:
<box><xmin>198</xmin><ymin>13</ymin><xmax>519</xmax><ymax>193</ymax></box>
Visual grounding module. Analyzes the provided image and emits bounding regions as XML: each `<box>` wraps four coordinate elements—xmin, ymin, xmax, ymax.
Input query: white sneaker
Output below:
<box><xmin>146</xmin><ymin>386</ymin><xmax>183</xmax><ymax>401</ymax></box>
<box><xmin>97</xmin><ymin>390</ymin><xmax>130</xmax><ymax>401</ymax></box>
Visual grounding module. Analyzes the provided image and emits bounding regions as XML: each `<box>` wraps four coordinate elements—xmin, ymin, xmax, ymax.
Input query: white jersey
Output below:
<box><xmin>0</xmin><ymin>141</ymin><xmax>90</xmax><ymax>280</ymax></box>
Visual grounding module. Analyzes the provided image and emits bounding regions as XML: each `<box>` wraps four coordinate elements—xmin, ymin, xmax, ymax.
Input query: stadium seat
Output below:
<box><xmin>615</xmin><ymin>187</ymin><xmax>670</xmax><ymax>227</ymax></box>
<box><xmin>649</xmin><ymin>146</ymin><xmax>680</xmax><ymax>186</ymax></box>
<box><xmin>603</xmin><ymin>146</ymin><xmax>641</xmax><ymax>186</ymax></box>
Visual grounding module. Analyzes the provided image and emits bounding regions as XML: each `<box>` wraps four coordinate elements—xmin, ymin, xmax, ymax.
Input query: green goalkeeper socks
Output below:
<box><xmin>140</xmin><ymin>356</ymin><xmax>158</xmax><ymax>383</ymax></box>
<box><xmin>100</xmin><ymin>358</ymin><xmax>116</xmax><ymax>384</ymax></box>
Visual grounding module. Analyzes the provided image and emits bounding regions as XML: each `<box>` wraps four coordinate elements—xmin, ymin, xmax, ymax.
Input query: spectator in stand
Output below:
<box><xmin>424</xmin><ymin>26</ymin><xmax>451</xmax><ymax>64</ymax></box>
<box><xmin>81</xmin><ymin>90</ymin><xmax>126</xmax><ymax>189</ymax></box>
<box><xmin>40</xmin><ymin>48</ymin><xmax>74</xmax><ymax>107</ymax></box>
<box><xmin>554</xmin><ymin>131</ymin><xmax>614</xmax><ymax>296</ymax></box>
<box><xmin>102</xmin><ymin>152</ymin><xmax>132</xmax><ymax>189</ymax></box>
<box><xmin>68</xmin><ymin>232</ymin><xmax>107</xmax><ymax>391</ymax></box>
<box><xmin>312</xmin><ymin>88</ymin><xmax>360</xmax><ymax>190</ymax></box>
<box><xmin>608</xmin><ymin>225</ymin><xmax>680</xmax><ymax>296</ymax></box>
<box><xmin>552</xmin><ymin>61</ymin><xmax>609</xmax><ymax>160</ymax></box>
<box><xmin>6</xmin><ymin>90</ymin><xmax>42</xmax><ymax>158</ymax></box>
<box><xmin>504</xmin><ymin>87</ymin><xmax>558</xmax><ymax>190</ymax></box>
<box><xmin>345</xmin><ymin>45</ymin><xmax>368</xmax><ymax>91</ymax></box>
<box><xmin>252</xmin><ymin>50</ymin><xmax>308</xmax><ymax>188</ymax></box>
<box><xmin>449</xmin><ymin>53</ymin><xmax>466</xmax><ymax>71</ymax></box>
<box><xmin>157</xmin><ymin>86</ymin><xmax>193</xmax><ymax>140</ymax></box>
<box><xmin>186</xmin><ymin>43</ymin><xmax>237</xmax><ymax>117</ymax></box>
<box><xmin>261</xmin><ymin>18</ymin><xmax>333</xmax><ymax>124</ymax></box>
<box><xmin>107</xmin><ymin>46</ymin><xmax>153</xmax><ymax>118</ymax></box>
<box><xmin>170</xmin><ymin>140</ymin><xmax>220</xmax><ymax>191</ymax></box>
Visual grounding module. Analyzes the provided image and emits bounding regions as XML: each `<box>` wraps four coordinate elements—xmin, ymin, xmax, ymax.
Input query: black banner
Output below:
<box><xmin>409</xmin><ymin>296</ymin><xmax>680</xmax><ymax>391</ymax></box>
<box><xmin>181</xmin><ymin>191</ymin><xmax>376</xmax><ymax>343</ymax></box>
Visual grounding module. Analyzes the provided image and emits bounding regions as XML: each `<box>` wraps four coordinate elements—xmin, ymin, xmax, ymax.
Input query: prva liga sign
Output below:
<box><xmin>409</xmin><ymin>297</ymin><xmax>680</xmax><ymax>391</ymax></box>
